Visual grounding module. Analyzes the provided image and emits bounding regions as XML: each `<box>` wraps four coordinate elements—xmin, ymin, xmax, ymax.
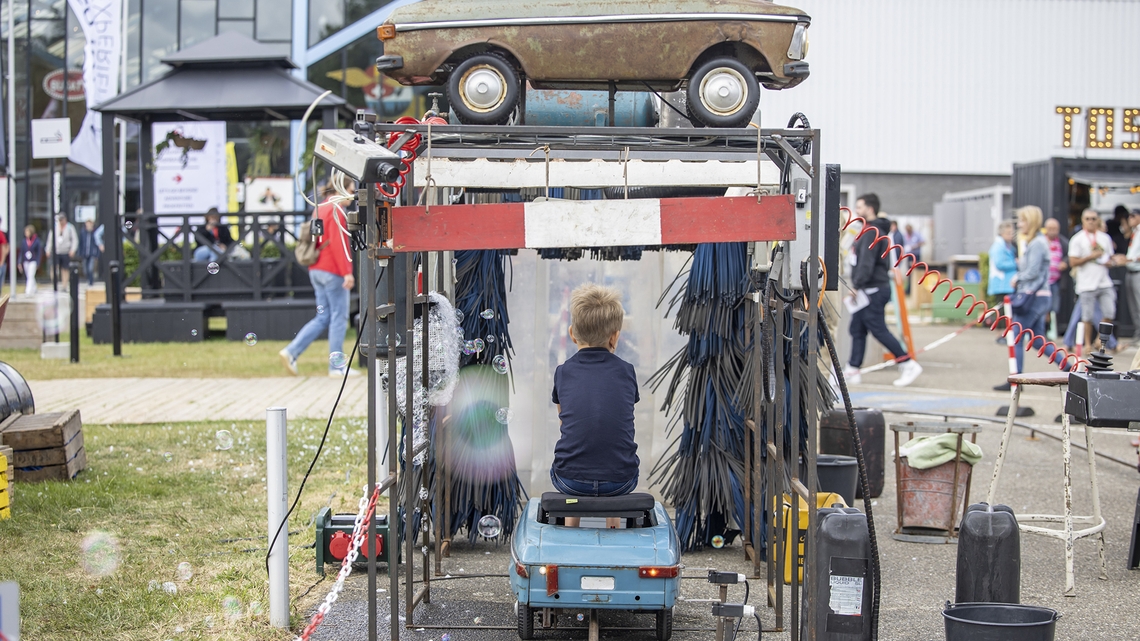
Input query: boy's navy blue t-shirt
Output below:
<box><xmin>551</xmin><ymin>347</ymin><xmax>640</xmax><ymax>482</ymax></box>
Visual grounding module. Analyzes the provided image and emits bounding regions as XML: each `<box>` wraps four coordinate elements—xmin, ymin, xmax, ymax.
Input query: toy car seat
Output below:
<box><xmin>538</xmin><ymin>492</ymin><xmax>658</xmax><ymax>528</ymax></box>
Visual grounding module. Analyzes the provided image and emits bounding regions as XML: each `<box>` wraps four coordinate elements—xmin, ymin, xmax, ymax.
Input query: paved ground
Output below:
<box><xmin>291</xmin><ymin>324</ymin><xmax>1140</xmax><ymax>641</ymax></box>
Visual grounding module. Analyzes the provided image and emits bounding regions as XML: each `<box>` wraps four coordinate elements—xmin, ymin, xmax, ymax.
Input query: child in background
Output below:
<box><xmin>550</xmin><ymin>284</ymin><xmax>640</xmax><ymax>528</ymax></box>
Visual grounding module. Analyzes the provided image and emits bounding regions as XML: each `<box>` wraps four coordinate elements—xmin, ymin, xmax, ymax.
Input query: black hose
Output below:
<box><xmin>818</xmin><ymin>312</ymin><xmax>880</xmax><ymax>640</ymax></box>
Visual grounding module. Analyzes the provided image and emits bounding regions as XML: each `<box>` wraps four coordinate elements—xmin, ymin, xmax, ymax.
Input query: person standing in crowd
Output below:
<box><xmin>45</xmin><ymin>213</ymin><xmax>78</xmax><ymax>288</ymax></box>
<box><xmin>843</xmin><ymin>194</ymin><xmax>923</xmax><ymax>387</ymax></box>
<box><xmin>19</xmin><ymin>225</ymin><xmax>42</xmax><ymax>296</ymax></box>
<box><xmin>77</xmin><ymin>220</ymin><xmax>102</xmax><ymax>287</ymax></box>
<box><xmin>1043</xmin><ymin>218</ymin><xmax>1068</xmax><ymax>331</ymax></box>
<box><xmin>988</xmin><ymin>220</ymin><xmax>1018</xmax><ymax>303</ymax></box>
<box><xmin>1069</xmin><ymin>208</ymin><xmax>1116</xmax><ymax>352</ymax></box>
<box><xmin>903</xmin><ymin>224</ymin><xmax>925</xmax><ymax>263</ymax></box>
<box><xmin>279</xmin><ymin>185</ymin><xmax>357</xmax><ymax>378</ymax></box>
<box><xmin>995</xmin><ymin>207</ymin><xmax>1054</xmax><ymax>390</ymax></box>
<box><xmin>1121</xmin><ymin>210</ymin><xmax>1140</xmax><ymax>369</ymax></box>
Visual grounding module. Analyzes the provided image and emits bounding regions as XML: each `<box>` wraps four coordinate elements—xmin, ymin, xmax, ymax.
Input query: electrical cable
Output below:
<box><xmin>295</xmin><ymin>89</ymin><xmax>334</xmax><ymax>208</ymax></box>
<box><xmin>728</xmin><ymin>579</ymin><xmax>749</xmax><ymax>641</ymax></box>
<box><xmin>819</xmin><ymin>310</ymin><xmax>880</xmax><ymax>641</ymax></box>
<box><xmin>265</xmin><ymin>267</ymin><xmax>384</xmax><ymax>578</ymax></box>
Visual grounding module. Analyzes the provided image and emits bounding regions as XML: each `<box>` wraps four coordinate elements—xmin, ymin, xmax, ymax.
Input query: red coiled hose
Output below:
<box><xmin>378</xmin><ymin>115</ymin><xmax>449</xmax><ymax>199</ymax></box>
<box><xmin>842</xmin><ymin>207</ymin><xmax>1086</xmax><ymax>371</ymax></box>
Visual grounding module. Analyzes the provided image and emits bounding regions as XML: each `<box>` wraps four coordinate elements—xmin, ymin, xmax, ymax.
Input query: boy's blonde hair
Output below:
<box><xmin>570</xmin><ymin>284</ymin><xmax>624</xmax><ymax>347</ymax></box>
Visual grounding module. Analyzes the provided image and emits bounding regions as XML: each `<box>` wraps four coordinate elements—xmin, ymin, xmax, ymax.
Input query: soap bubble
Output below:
<box><xmin>474</xmin><ymin>616</ymin><xmax>484</xmax><ymax>624</ymax></box>
<box><xmin>711</xmin><ymin>535</ymin><xmax>725</xmax><ymax>549</ymax></box>
<box><xmin>472</xmin><ymin>338</ymin><xmax>485</xmax><ymax>352</ymax></box>
<box><xmin>215</xmin><ymin>430</ymin><xmax>233</xmax><ymax>451</ymax></box>
<box><xmin>492</xmin><ymin>355</ymin><xmax>508</xmax><ymax>374</ymax></box>
<box><xmin>480</xmin><ymin>309</ymin><xmax>495</xmax><ymax>319</ymax></box>
<box><xmin>317</xmin><ymin>305</ymin><xmax>325</xmax><ymax>314</ymax></box>
<box><xmin>222</xmin><ymin>596</ymin><xmax>243</xmax><ymax>622</ymax></box>
<box><xmin>419</xmin><ymin>486</ymin><xmax>429</xmax><ymax>501</ymax></box>
<box><xmin>176</xmin><ymin>562</ymin><xmax>193</xmax><ymax>581</ymax></box>
<box><xmin>190</xmin><ymin>329</ymin><xmax>198</xmax><ymax>337</ymax></box>
<box><xmin>455</xmin><ymin>309</ymin><xmax>464</xmax><ymax>322</ymax></box>
<box><xmin>206</xmin><ymin>262</ymin><xmax>219</xmax><ymax>275</ymax></box>
<box><xmin>477</xmin><ymin>514</ymin><xmax>502</xmax><ymax>539</ymax></box>
<box><xmin>485</xmin><ymin>335</ymin><xmax>496</xmax><ymax>344</ymax></box>
<box><xmin>244</xmin><ymin>332</ymin><xmax>258</xmax><ymax>346</ymax></box>
<box><xmin>577</xmin><ymin>613</ymin><xmax>585</xmax><ymax>622</ymax></box>
<box><xmin>247</xmin><ymin>601</ymin><xmax>264</xmax><ymax>617</ymax></box>
<box><xmin>148</xmin><ymin>580</ymin><xmax>160</xmax><ymax>592</ymax></box>
<box><xmin>203</xmin><ymin>615</ymin><xmax>214</xmax><ymax>628</ymax></box>
<box><xmin>162</xmin><ymin>582</ymin><xmax>178</xmax><ymax>595</ymax></box>
<box><xmin>163</xmin><ymin>452</ymin><xmax>173</xmax><ymax>463</ymax></box>
<box><xmin>495</xmin><ymin>407</ymin><xmax>513</xmax><ymax>424</ymax></box>
<box><xmin>124</xmin><ymin>220</ymin><xmax>134</xmax><ymax>231</ymax></box>
<box><xmin>462</xmin><ymin>341</ymin><xmax>476</xmax><ymax>356</ymax></box>
<box><xmin>329</xmin><ymin>352</ymin><xmax>348</xmax><ymax>369</ymax></box>
<box><xmin>80</xmin><ymin>531</ymin><xmax>120</xmax><ymax>577</ymax></box>
<box><xmin>442</xmin><ymin>634</ymin><xmax>451</xmax><ymax>641</ymax></box>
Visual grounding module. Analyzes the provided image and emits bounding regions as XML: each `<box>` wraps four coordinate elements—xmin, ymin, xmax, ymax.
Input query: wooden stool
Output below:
<box><xmin>986</xmin><ymin>371</ymin><xmax>1108</xmax><ymax>596</ymax></box>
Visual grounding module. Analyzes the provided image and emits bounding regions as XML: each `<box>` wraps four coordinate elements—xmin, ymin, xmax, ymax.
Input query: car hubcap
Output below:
<box><xmin>699</xmin><ymin>68</ymin><xmax>748</xmax><ymax>116</ymax></box>
<box><xmin>460</xmin><ymin>65</ymin><xmax>507</xmax><ymax>112</ymax></box>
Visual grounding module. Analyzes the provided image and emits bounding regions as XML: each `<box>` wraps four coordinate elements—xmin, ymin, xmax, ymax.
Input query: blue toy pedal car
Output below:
<box><xmin>509</xmin><ymin>492</ymin><xmax>681</xmax><ymax>640</ymax></box>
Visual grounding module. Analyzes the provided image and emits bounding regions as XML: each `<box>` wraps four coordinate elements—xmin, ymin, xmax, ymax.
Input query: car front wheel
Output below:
<box><xmin>447</xmin><ymin>52</ymin><xmax>520</xmax><ymax>125</ymax></box>
<box><xmin>686</xmin><ymin>57</ymin><xmax>760</xmax><ymax>128</ymax></box>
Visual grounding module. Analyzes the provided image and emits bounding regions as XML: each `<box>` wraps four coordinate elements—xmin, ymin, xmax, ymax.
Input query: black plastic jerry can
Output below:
<box><xmin>808</xmin><ymin>507</ymin><xmax>873</xmax><ymax>641</ymax></box>
<box><xmin>956</xmin><ymin>503</ymin><xmax>1020</xmax><ymax>604</ymax></box>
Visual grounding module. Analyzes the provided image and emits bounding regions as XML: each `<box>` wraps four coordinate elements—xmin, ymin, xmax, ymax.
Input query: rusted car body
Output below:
<box><xmin>377</xmin><ymin>0</ymin><xmax>810</xmax><ymax>126</ymax></box>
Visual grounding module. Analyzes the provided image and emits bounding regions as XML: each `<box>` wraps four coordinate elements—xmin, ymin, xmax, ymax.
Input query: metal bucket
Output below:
<box><xmin>898</xmin><ymin>457</ymin><xmax>971</xmax><ymax>532</ymax></box>
<box><xmin>943</xmin><ymin>602</ymin><xmax>1059</xmax><ymax>641</ymax></box>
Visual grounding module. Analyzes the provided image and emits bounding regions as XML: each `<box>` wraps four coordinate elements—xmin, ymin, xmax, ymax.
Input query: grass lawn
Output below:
<box><xmin>0</xmin><ymin>418</ymin><xmax>381</xmax><ymax>640</ymax></box>
<box><xmin>0</xmin><ymin>329</ymin><xmax>360</xmax><ymax>380</ymax></box>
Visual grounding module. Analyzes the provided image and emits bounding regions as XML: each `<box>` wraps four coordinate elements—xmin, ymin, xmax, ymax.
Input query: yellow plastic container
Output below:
<box><xmin>780</xmin><ymin>491</ymin><xmax>847</xmax><ymax>584</ymax></box>
<box><xmin>0</xmin><ymin>452</ymin><xmax>8</xmax><ymax>520</ymax></box>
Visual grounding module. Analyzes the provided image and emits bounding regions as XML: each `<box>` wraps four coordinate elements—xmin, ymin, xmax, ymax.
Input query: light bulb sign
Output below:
<box><xmin>1056</xmin><ymin>106</ymin><xmax>1140</xmax><ymax>151</ymax></box>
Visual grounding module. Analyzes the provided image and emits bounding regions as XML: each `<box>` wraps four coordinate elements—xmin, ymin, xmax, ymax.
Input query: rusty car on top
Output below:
<box><xmin>376</xmin><ymin>0</ymin><xmax>810</xmax><ymax>128</ymax></box>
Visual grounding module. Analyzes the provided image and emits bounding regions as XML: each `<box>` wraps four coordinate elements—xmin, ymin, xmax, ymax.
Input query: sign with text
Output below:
<box><xmin>31</xmin><ymin>118</ymin><xmax>72</xmax><ymax>159</ymax></box>
<box><xmin>152</xmin><ymin>121</ymin><xmax>228</xmax><ymax>214</ymax></box>
<box><xmin>1057</xmin><ymin>106</ymin><xmax>1140</xmax><ymax>150</ymax></box>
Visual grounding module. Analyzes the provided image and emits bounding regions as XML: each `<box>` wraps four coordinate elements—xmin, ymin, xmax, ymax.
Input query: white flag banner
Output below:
<box><xmin>67</xmin><ymin>0</ymin><xmax>122</xmax><ymax>175</ymax></box>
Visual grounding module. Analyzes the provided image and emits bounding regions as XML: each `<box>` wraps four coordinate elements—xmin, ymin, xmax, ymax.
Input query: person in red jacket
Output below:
<box><xmin>279</xmin><ymin>189</ymin><xmax>357</xmax><ymax>377</ymax></box>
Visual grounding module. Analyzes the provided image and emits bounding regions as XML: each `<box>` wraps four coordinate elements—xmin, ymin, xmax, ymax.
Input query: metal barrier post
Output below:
<box><xmin>109</xmin><ymin>261</ymin><xmax>122</xmax><ymax>356</ymax></box>
<box><xmin>266</xmin><ymin>407</ymin><xmax>289</xmax><ymax>628</ymax></box>
<box><xmin>69</xmin><ymin>263</ymin><xmax>79</xmax><ymax>362</ymax></box>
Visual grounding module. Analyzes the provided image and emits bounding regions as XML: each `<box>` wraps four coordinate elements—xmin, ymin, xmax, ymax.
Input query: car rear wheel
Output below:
<box><xmin>686</xmin><ymin>57</ymin><xmax>760</xmax><ymax>128</ymax></box>
<box><xmin>656</xmin><ymin>607</ymin><xmax>673</xmax><ymax>641</ymax></box>
<box><xmin>448</xmin><ymin>52</ymin><xmax>521</xmax><ymax>125</ymax></box>
<box><xmin>517</xmin><ymin>601</ymin><xmax>534</xmax><ymax>640</ymax></box>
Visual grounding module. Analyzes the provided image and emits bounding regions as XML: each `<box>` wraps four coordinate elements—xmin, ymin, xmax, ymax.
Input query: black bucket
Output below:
<box><xmin>816</xmin><ymin>454</ymin><xmax>859</xmax><ymax>507</ymax></box>
<box><xmin>943</xmin><ymin>602</ymin><xmax>1059</xmax><ymax>641</ymax></box>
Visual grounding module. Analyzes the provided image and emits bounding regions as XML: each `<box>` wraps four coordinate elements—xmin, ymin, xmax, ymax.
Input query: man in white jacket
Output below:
<box><xmin>46</xmin><ymin>213</ymin><xmax>79</xmax><ymax>288</ymax></box>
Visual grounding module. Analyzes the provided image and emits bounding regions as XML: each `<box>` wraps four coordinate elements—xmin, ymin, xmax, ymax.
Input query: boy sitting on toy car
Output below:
<box><xmin>550</xmin><ymin>284</ymin><xmax>640</xmax><ymax>528</ymax></box>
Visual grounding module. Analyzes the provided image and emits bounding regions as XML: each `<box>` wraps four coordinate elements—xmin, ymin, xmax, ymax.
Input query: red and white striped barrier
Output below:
<box><xmin>389</xmin><ymin>195</ymin><xmax>795</xmax><ymax>252</ymax></box>
<box><xmin>1003</xmin><ymin>296</ymin><xmax>1018</xmax><ymax>388</ymax></box>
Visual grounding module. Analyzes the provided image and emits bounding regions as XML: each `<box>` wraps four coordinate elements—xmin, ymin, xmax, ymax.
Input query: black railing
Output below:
<box><xmin>122</xmin><ymin>212</ymin><xmax>315</xmax><ymax>302</ymax></box>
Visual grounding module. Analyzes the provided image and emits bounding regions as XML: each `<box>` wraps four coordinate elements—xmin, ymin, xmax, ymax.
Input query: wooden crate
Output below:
<box><xmin>0</xmin><ymin>410</ymin><xmax>87</xmax><ymax>482</ymax></box>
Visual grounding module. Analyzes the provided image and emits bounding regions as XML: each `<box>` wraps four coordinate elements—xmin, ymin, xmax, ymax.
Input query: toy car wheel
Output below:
<box><xmin>448</xmin><ymin>52</ymin><xmax>520</xmax><ymax>125</ymax></box>
<box><xmin>686</xmin><ymin>57</ymin><xmax>760</xmax><ymax>128</ymax></box>
<box><xmin>517</xmin><ymin>601</ymin><xmax>535</xmax><ymax>640</ymax></box>
<box><xmin>656</xmin><ymin>607</ymin><xmax>673</xmax><ymax>641</ymax></box>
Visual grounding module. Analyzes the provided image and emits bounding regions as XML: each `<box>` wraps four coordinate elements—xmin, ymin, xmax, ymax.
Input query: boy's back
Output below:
<box><xmin>552</xmin><ymin>346</ymin><xmax>639</xmax><ymax>483</ymax></box>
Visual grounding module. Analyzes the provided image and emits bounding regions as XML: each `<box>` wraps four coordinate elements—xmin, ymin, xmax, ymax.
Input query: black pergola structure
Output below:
<box><xmin>91</xmin><ymin>32</ymin><xmax>352</xmax><ymax>343</ymax></box>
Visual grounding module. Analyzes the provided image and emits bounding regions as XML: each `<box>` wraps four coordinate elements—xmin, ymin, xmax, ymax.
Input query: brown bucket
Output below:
<box><xmin>898</xmin><ymin>457</ymin><xmax>972</xmax><ymax>532</ymax></box>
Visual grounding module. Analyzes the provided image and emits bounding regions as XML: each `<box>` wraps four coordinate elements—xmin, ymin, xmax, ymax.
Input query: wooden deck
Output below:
<box><xmin>29</xmin><ymin>376</ymin><xmax>369</xmax><ymax>424</ymax></box>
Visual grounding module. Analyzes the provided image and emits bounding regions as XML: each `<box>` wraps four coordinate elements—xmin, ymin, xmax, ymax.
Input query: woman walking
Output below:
<box><xmin>19</xmin><ymin>225</ymin><xmax>42</xmax><ymax>296</ymax></box>
<box><xmin>994</xmin><ymin>206</ymin><xmax>1054</xmax><ymax>390</ymax></box>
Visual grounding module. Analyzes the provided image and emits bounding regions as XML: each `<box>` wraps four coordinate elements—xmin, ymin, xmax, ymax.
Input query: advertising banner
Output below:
<box><xmin>67</xmin><ymin>0</ymin><xmax>122</xmax><ymax>174</ymax></box>
<box><xmin>152</xmin><ymin>121</ymin><xmax>228</xmax><ymax>214</ymax></box>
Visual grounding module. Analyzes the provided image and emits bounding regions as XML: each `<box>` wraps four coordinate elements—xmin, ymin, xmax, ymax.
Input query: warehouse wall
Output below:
<box><xmin>761</xmin><ymin>0</ymin><xmax>1140</xmax><ymax>175</ymax></box>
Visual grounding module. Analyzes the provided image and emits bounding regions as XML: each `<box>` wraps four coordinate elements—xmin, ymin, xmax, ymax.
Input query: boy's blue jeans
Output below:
<box><xmin>282</xmin><ymin>269</ymin><xmax>349</xmax><ymax>370</ymax></box>
<box><xmin>551</xmin><ymin>469</ymin><xmax>637</xmax><ymax>497</ymax></box>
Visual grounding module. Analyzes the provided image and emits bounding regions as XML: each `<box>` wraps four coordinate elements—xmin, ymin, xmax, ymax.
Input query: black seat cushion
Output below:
<box><xmin>540</xmin><ymin>492</ymin><xmax>655</xmax><ymax>517</ymax></box>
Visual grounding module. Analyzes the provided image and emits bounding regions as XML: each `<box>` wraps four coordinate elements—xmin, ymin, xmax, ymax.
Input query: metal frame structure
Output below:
<box><xmin>345</xmin><ymin>123</ymin><xmax>824</xmax><ymax>641</ymax></box>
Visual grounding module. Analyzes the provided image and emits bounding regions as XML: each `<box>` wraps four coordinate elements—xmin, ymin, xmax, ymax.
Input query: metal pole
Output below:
<box><xmin>363</xmin><ymin>183</ymin><xmax>378</xmax><ymax>641</ymax></box>
<box><xmin>387</xmin><ymin>251</ymin><xmax>400</xmax><ymax>640</ymax></box>
<box><xmin>7</xmin><ymin>0</ymin><xmax>16</xmax><ymax>298</ymax></box>
<box><xmin>69</xmin><ymin>262</ymin><xmax>78</xmax><ymax>362</ymax></box>
<box><xmin>108</xmin><ymin>260</ymin><xmax>121</xmax><ymax>355</ymax></box>
<box><xmin>266</xmin><ymin>407</ymin><xmax>289</xmax><ymax>628</ymax></box>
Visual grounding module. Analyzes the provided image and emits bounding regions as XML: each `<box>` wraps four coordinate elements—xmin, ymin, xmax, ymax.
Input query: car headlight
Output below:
<box><xmin>787</xmin><ymin>23</ymin><xmax>809</xmax><ymax>60</ymax></box>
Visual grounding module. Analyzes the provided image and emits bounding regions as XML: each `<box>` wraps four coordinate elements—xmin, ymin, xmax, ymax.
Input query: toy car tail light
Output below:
<box><xmin>638</xmin><ymin>566</ymin><xmax>679</xmax><ymax>579</ymax></box>
<box><xmin>515</xmin><ymin>562</ymin><xmax>529</xmax><ymax>579</ymax></box>
<box><xmin>542</xmin><ymin>565</ymin><xmax>559</xmax><ymax>596</ymax></box>
<box><xmin>377</xmin><ymin>24</ymin><xmax>397</xmax><ymax>40</ymax></box>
